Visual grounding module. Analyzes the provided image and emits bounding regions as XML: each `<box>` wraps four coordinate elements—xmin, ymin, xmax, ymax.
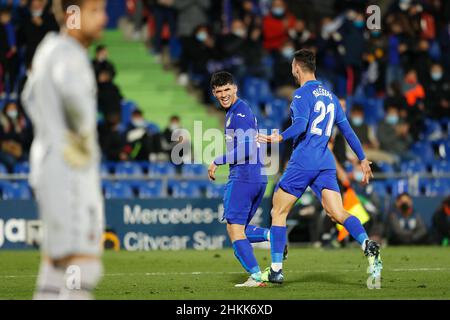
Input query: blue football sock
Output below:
<box><xmin>270</xmin><ymin>226</ymin><xmax>287</xmax><ymax>265</ymax></box>
<box><xmin>232</xmin><ymin>239</ymin><xmax>260</xmax><ymax>275</ymax></box>
<box><xmin>343</xmin><ymin>215</ymin><xmax>369</xmax><ymax>245</ymax></box>
<box><xmin>245</xmin><ymin>225</ymin><xmax>269</xmax><ymax>243</ymax></box>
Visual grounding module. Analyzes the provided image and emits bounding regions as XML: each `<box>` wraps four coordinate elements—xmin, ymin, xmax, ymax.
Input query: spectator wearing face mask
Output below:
<box><xmin>0</xmin><ymin>101</ymin><xmax>31</xmax><ymax>171</ymax></box>
<box><xmin>348</xmin><ymin>104</ymin><xmax>396</xmax><ymax>164</ymax></box>
<box><xmin>262</xmin><ymin>0</ymin><xmax>296</xmax><ymax>53</ymax></box>
<box><xmin>402</xmin><ymin>69</ymin><xmax>425</xmax><ymax>139</ymax></box>
<box><xmin>272</xmin><ymin>40</ymin><xmax>296</xmax><ymax>99</ymax></box>
<box><xmin>386</xmin><ymin>22</ymin><xmax>405</xmax><ymax>91</ymax></box>
<box><xmin>386</xmin><ymin>192</ymin><xmax>428</xmax><ymax>245</ymax></box>
<box><xmin>93</xmin><ymin>45</ymin><xmax>117</xmax><ymax>82</ymax></box>
<box><xmin>339</xmin><ymin>11</ymin><xmax>366</xmax><ymax>95</ymax></box>
<box><xmin>425</xmin><ymin>63</ymin><xmax>450</xmax><ymax>118</ymax></box>
<box><xmin>431</xmin><ymin>196</ymin><xmax>450</xmax><ymax>246</ymax></box>
<box><xmin>377</xmin><ymin>105</ymin><xmax>414</xmax><ymax>163</ymax></box>
<box><xmin>161</xmin><ymin>115</ymin><xmax>191</xmax><ymax>164</ymax></box>
<box><xmin>17</xmin><ymin>0</ymin><xmax>58</xmax><ymax>68</ymax></box>
<box><xmin>179</xmin><ymin>25</ymin><xmax>220</xmax><ymax>101</ymax></box>
<box><xmin>174</xmin><ymin>0</ymin><xmax>211</xmax><ymax>86</ymax></box>
<box><xmin>126</xmin><ymin>109</ymin><xmax>161</xmax><ymax>161</ymax></box>
<box><xmin>220</xmin><ymin>19</ymin><xmax>248</xmax><ymax>79</ymax></box>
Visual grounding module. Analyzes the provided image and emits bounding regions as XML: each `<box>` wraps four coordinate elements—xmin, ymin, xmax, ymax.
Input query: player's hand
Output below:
<box><xmin>257</xmin><ymin>131</ymin><xmax>283</xmax><ymax>144</ymax></box>
<box><xmin>63</xmin><ymin>131</ymin><xmax>93</xmax><ymax>169</ymax></box>
<box><xmin>208</xmin><ymin>162</ymin><xmax>218</xmax><ymax>181</ymax></box>
<box><xmin>360</xmin><ymin>159</ymin><xmax>374</xmax><ymax>185</ymax></box>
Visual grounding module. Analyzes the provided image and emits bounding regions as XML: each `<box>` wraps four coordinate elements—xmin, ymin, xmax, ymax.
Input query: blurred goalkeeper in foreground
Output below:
<box><xmin>21</xmin><ymin>0</ymin><xmax>107</xmax><ymax>300</ymax></box>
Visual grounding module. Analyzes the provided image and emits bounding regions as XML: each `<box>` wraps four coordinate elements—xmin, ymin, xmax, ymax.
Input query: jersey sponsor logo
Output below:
<box><xmin>294</xmin><ymin>95</ymin><xmax>302</xmax><ymax>99</ymax></box>
<box><xmin>236</xmin><ymin>113</ymin><xmax>246</xmax><ymax>118</ymax></box>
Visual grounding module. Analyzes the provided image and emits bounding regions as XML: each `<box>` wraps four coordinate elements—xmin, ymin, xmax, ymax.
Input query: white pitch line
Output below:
<box><xmin>2</xmin><ymin>268</ymin><xmax>450</xmax><ymax>279</ymax></box>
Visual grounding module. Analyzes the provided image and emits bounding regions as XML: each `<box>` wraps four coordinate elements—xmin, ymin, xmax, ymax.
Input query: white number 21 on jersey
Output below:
<box><xmin>311</xmin><ymin>101</ymin><xmax>335</xmax><ymax>137</ymax></box>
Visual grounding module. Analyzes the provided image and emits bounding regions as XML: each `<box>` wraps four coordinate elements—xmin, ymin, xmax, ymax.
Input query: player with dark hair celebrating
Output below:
<box><xmin>209</xmin><ymin>71</ymin><xmax>270</xmax><ymax>287</ymax></box>
<box><xmin>258</xmin><ymin>49</ymin><xmax>383</xmax><ymax>284</ymax></box>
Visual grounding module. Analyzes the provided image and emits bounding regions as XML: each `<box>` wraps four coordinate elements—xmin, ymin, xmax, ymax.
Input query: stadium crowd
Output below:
<box><xmin>0</xmin><ymin>0</ymin><xmax>449</xmax><ymax>246</ymax></box>
<box><xmin>0</xmin><ymin>0</ymin><xmax>185</xmax><ymax>168</ymax></box>
<box><xmin>126</xmin><ymin>0</ymin><xmax>450</xmax><ymax>195</ymax></box>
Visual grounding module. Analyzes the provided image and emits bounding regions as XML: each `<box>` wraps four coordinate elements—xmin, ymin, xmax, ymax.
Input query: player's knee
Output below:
<box><xmin>59</xmin><ymin>258</ymin><xmax>103</xmax><ymax>300</ymax></box>
<box><xmin>227</xmin><ymin>224</ymin><xmax>245</xmax><ymax>242</ymax></box>
<box><xmin>271</xmin><ymin>206</ymin><xmax>289</xmax><ymax>218</ymax></box>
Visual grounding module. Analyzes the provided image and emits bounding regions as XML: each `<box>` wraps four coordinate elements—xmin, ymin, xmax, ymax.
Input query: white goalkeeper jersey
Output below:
<box><xmin>22</xmin><ymin>32</ymin><xmax>100</xmax><ymax>188</ymax></box>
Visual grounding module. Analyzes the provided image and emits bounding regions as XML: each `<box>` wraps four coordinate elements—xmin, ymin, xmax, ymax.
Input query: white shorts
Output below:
<box><xmin>33</xmin><ymin>157</ymin><xmax>104</xmax><ymax>259</ymax></box>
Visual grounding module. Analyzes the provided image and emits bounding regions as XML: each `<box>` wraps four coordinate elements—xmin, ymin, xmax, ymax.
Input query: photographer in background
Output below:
<box><xmin>386</xmin><ymin>193</ymin><xmax>428</xmax><ymax>245</ymax></box>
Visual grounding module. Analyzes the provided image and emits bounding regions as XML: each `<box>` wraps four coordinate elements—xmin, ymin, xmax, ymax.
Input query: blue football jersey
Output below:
<box><xmin>224</xmin><ymin>99</ymin><xmax>267</xmax><ymax>183</ymax></box>
<box><xmin>288</xmin><ymin>80</ymin><xmax>346</xmax><ymax>170</ymax></box>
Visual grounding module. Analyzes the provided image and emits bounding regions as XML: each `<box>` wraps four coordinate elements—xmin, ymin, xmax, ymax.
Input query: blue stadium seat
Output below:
<box><xmin>13</xmin><ymin>162</ymin><xmax>30</xmax><ymax>174</ymax></box>
<box><xmin>138</xmin><ymin>181</ymin><xmax>164</xmax><ymax>198</ymax></box>
<box><xmin>421</xmin><ymin>118</ymin><xmax>443</xmax><ymax>141</ymax></box>
<box><xmin>115</xmin><ymin>162</ymin><xmax>143</xmax><ymax>176</ymax></box>
<box><xmin>424</xmin><ymin>179</ymin><xmax>450</xmax><ymax>196</ymax></box>
<box><xmin>206</xmin><ymin>183</ymin><xmax>226</xmax><ymax>198</ymax></box>
<box><xmin>431</xmin><ymin>161</ymin><xmax>450</xmax><ymax>175</ymax></box>
<box><xmin>0</xmin><ymin>163</ymin><xmax>8</xmax><ymax>175</ymax></box>
<box><xmin>148</xmin><ymin>162</ymin><xmax>176</xmax><ymax>177</ymax></box>
<box><xmin>389</xmin><ymin>179</ymin><xmax>410</xmax><ymax>197</ymax></box>
<box><xmin>121</xmin><ymin>100</ymin><xmax>137</xmax><ymax>127</ymax></box>
<box><xmin>171</xmin><ymin>181</ymin><xmax>201</xmax><ymax>198</ymax></box>
<box><xmin>100</xmin><ymin>163</ymin><xmax>111</xmax><ymax>177</ymax></box>
<box><xmin>410</xmin><ymin>142</ymin><xmax>435</xmax><ymax>162</ymax></box>
<box><xmin>376</xmin><ymin>161</ymin><xmax>394</xmax><ymax>173</ymax></box>
<box><xmin>104</xmin><ymin>182</ymin><xmax>134</xmax><ymax>199</ymax></box>
<box><xmin>265</xmin><ymin>98</ymin><xmax>289</xmax><ymax>123</ymax></box>
<box><xmin>182</xmin><ymin>164</ymin><xmax>207</xmax><ymax>177</ymax></box>
<box><xmin>400</xmin><ymin>161</ymin><xmax>427</xmax><ymax>174</ymax></box>
<box><xmin>365</xmin><ymin>181</ymin><xmax>387</xmax><ymax>197</ymax></box>
<box><xmin>2</xmin><ymin>182</ymin><xmax>32</xmax><ymax>200</ymax></box>
<box><xmin>242</xmin><ymin>77</ymin><xmax>272</xmax><ymax>104</ymax></box>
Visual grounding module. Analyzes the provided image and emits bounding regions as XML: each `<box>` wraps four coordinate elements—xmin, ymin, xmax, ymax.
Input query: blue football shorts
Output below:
<box><xmin>223</xmin><ymin>181</ymin><xmax>267</xmax><ymax>225</ymax></box>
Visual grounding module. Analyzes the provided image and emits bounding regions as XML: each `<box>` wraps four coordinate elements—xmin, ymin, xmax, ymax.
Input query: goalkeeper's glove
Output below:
<box><xmin>63</xmin><ymin>131</ymin><xmax>93</xmax><ymax>169</ymax></box>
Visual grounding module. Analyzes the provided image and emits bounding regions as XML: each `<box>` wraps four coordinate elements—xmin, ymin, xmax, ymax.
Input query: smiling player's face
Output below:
<box><xmin>213</xmin><ymin>84</ymin><xmax>238</xmax><ymax>109</ymax></box>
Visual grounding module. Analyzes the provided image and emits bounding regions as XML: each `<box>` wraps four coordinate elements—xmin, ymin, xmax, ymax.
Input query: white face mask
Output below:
<box><xmin>31</xmin><ymin>9</ymin><xmax>43</xmax><ymax>18</ymax></box>
<box><xmin>170</xmin><ymin>123</ymin><xmax>180</xmax><ymax>131</ymax></box>
<box><xmin>132</xmin><ymin>119</ymin><xmax>146</xmax><ymax>128</ymax></box>
<box><xmin>233</xmin><ymin>29</ymin><xmax>246</xmax><ymax>38</ymax></box>
<box><xmin>7</xmin><ymin>110</ymin><xmax>18</xmax><ymax>119</ymax></box>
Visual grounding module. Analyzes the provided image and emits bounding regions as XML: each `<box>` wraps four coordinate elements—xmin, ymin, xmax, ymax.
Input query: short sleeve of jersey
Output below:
<box><xmin>291</xmin><ymin>92</ymin><xmax>310</xmax><ymax>122</ymax></box>
<box><xmin>334</xmin><ymin>95</ymin><xmax>347</xmax><ymax>124</ymax></box>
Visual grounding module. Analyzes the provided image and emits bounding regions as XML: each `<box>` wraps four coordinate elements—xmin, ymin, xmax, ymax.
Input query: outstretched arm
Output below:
<box><xmin>336</xmin><ymin>119</ymin><xmax>373</xmax><ymax>184</ymax></box>
<box><xmin>258</xmin><ymin>117</ymin><xmax>309</xmax><ymax>143</ymax></box>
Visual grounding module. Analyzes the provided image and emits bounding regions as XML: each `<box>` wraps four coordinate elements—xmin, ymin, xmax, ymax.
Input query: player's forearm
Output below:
<box><xmin>214</xmin><ymin>140</ymin><xmax>255</xmax><ymax>165</ymax></box>
<box><xmin>337</xmin><ymin>120</ymin><xmax>366</xmax><ymax>161</ymax></box>
<box><xmin>280</xmin><ymin>118</ymin><xmax>308</xmax><ymax>141</ymax></box>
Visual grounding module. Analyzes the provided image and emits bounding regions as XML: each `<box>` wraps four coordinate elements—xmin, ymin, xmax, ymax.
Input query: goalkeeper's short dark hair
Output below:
<box><xmin>210</xmin><ymin>71</ymin><xmax>235</xmax><ymax>90</ymax></box>
<box><xmin>294</xmin><ymin>49</ymin><xmax>316</xmax><ymax>73</ymax></box>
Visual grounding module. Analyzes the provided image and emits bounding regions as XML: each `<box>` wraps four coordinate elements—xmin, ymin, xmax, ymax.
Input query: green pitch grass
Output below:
<box><xmin>1</xmin><ymin>247</ymin><xmax>449</xmax><ymax>300</ymax></box>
